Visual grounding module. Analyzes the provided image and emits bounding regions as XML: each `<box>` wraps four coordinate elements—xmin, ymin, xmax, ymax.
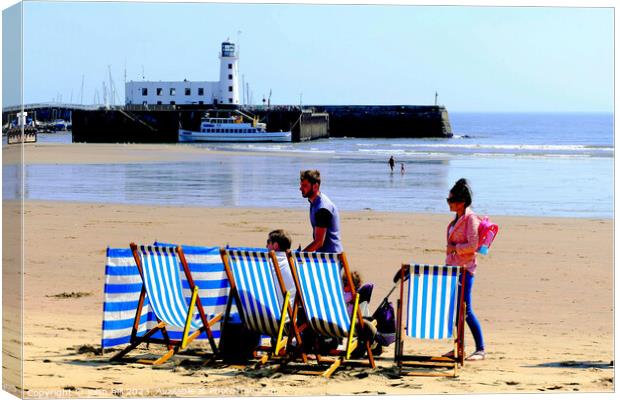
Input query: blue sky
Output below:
<box><xmin>6</xmin><ymin>1</ymin><xmax>615</xmax><ymax>112</ymax></box>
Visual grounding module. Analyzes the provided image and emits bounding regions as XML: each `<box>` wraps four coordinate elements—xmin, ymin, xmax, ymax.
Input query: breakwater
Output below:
<box><xmin>307</xmin><ymin>105</ymin><xmax>452</xmax><ymax>138</ymax></box>
<box><xmin>67</xmin><ymin>104</ymin><xmax>452</xmax><ymax>143</ymax></box>
<box><xmin>72</xmin><ymin>105</ymin><xmax>329</xmax><ymax>143</ymax></box>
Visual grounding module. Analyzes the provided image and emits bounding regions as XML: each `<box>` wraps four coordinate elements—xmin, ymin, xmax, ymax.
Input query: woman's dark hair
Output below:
<box><xmin>449</xmin><ymin>178</ymin><xmax>473</xmax><ymax>208</ymax></box>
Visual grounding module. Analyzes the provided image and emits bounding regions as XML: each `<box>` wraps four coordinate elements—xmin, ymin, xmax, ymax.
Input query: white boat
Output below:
<box><xmin>179</xmin><ymin>114</ymin><xmax>291</xmax><ymax>142</ymax></box>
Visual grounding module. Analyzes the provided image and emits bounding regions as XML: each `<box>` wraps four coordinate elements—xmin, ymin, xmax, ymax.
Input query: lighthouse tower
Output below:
<box><xmin>218</xmin><ymin>41</ymin><xmax>240</xmax><ymax>105</ymax></box>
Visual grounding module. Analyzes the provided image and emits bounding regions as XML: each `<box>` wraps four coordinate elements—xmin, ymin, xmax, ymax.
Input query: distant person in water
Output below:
<box><xmin>388</xmin><ymin>156</ymin><xmax>395</xmax><ymax>172</ymax></box>
<box><xmin>401</xmin><ymin>163</ymin><xmax>405</xmax><ymax>175</ymax></box>
<box><xmin>299</xmin><ymin>170</ymin><xmax>343</xmax><ymax>253</ymax></box>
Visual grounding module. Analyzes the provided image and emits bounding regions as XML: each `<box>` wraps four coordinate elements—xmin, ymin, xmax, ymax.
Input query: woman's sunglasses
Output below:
<box><xmin>446</xmin><ymin>197</ymin><xmax>461</xmax><ymax>204</ymax></box>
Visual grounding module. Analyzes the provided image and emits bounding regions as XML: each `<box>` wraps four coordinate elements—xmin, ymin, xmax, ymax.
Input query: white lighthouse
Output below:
<box><xmin>218</xmin><ymin>41</ymin><xmax>240</xmax><ymax>105</ymax></box>
<box><xmin>124</xmin><ymin>41</ymin><xmax>240</xmax><ymax>106</ymax></box>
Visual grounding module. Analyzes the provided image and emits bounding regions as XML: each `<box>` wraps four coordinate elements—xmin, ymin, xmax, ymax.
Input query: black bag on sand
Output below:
<box><xmin>218</xmin><ymin>320</ymin><xmax>261</xmax><ymax>362</ymax></box>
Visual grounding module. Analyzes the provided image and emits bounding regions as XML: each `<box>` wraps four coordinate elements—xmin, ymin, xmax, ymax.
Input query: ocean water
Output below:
<box><xmin>4</xmin><ymin>112</ymin><xmax>613</xmax><ymax>218</ymax></box>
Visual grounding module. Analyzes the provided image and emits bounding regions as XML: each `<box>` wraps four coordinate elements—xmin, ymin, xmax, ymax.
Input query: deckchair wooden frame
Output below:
<box><xmin>285</xmin><ymin>250</ymin><xmax>376</xmax><ymax>378</ymax></box>
<box><xmin>395</xmin><ymin>263</ymin><xmax>466</xmax><ymax>377</ymax></box>
<box><xmin>111</xmin><ymin>243</ymin><xmax>222</xmax><ymax>365</ymax></box>
<box><xmin>219</xmin><ymin>248</ymin><xmax>307</xmax><ymax>366</ymax></box>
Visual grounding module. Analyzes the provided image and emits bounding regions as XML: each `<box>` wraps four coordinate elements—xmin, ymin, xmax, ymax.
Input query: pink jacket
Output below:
<box><xmin>445</xmin><ymin>208</ymin><xmax>480</xmax><ymax>274</ymax></box>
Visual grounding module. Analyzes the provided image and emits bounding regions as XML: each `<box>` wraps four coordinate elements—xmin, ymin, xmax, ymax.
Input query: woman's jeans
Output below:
<box><xmin>458</xmin><ymin>271</ymin><xmax>485</xmax><ymax>352</ymax></box>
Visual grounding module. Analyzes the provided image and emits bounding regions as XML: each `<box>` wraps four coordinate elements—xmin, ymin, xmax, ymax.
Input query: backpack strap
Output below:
<box><xmin>448</xmin><ymin>211</ymin><xmax>477</xmax><ymax>243</ymax></box>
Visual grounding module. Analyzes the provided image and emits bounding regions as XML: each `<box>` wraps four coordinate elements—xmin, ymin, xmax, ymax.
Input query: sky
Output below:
<box><xmin>2</xmin><ymin>0</ymin><xmax>615</xmax><ymax>112</ymax></box>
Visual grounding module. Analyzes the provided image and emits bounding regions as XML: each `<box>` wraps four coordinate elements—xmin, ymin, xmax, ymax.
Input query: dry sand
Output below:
<box><xmin>6</xmin><ymin>200</ymin><xmax>612</xmax><ymax>397</ymax></box>
<box><xmin>2</xmin><ymin>143</ymin><xmax>614</xmax><ymax>397</ymax></box>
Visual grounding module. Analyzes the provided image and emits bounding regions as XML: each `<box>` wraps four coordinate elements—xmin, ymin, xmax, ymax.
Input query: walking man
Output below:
<box><xmin>299</xmin><ymin>170</ymin><xmax>343</xmax><ymax>253</ymax></box>
<box><xmin>388</xmin><ymin>156</ymin><xmax>395</xmax><ymax>172</ymax></box>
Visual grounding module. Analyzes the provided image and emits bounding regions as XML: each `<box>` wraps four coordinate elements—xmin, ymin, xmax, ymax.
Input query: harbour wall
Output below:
<box><xmin>243</xmin><ymin>104</ymin><xmax>452</xmax><ymax>138</ymax></box>
<box><xmin>66</xmin><ymin>104</ymin><xmax>453</xmax><ymax>143</ymax></box>
<box><xmin>246</xmin><ymin>108</ymin><xmax>330</xmax><ymax>142</ymax></box>
<box><xmin>306</xmin><ymin>105</ymin><xmax>452</xmax><ymax>138</ymax></box>
<box><xmin>73</xmin><ymin>108</ymin><xmax>179</xmax><ymax>143</ymax></box>
<box><xmin>71</xmin><ymin>106</ymin><xmax>329</xmax><ymax>143</ymax></box>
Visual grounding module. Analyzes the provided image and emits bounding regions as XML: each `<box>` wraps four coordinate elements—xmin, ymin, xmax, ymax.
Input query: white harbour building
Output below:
<box><xmin>125</xmin><ymin>41</ymin><xmax>240</xmax><ymax>106</ymax></box>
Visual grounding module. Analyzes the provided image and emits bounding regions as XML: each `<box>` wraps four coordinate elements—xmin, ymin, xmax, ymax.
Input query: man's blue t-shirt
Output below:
<box><xmin>309</xmin><ymin>193</ymin><xmax>343</xmax><ymax>253</ymax></box>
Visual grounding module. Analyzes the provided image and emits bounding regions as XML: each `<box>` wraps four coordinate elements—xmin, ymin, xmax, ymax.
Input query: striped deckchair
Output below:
<box><xmin>102</xmin><ymin>244</ymin><xmax>236</xmax><ymax>351</ymax></box>
<box><xmin>286</xmin><ymin>251</ymin><xmax>375</xmax><ymax>378</ymax></box>
<box><xmin>394</xmin><ymin>263</ymin><xmax>466</xmax><ymax>377</ymax></box>
<box><xmin>111</xmin><ymin>244</ymin><xmax>222</xmax><ymax>365</ymax></box>
<box><xmin>102</xmin><ymin>247</ymin><xmax>155</xmax><ymax>349</ymax></box>
<box><xmin>219</xmin><ymin>249</ymin><xmax>306</xmax><ymax>365</ymax></box>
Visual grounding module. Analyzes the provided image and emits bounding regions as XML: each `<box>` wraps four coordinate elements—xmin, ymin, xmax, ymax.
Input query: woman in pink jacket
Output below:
<box><xmin>446</xmin><ymin>178</ymin><xmax>486</xmax><ymax>361</ymax></box>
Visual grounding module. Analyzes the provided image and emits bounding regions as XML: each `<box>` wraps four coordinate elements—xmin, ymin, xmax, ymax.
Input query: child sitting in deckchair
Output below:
<box><xmin>266</xmin><ymin>229</ymin><xmax>296</xmax><ymax>306</ymax></box>
<box><xmin>343</xmin><ymin>271</ymin><xmax>378</xmax><ymax>357</ymax></box>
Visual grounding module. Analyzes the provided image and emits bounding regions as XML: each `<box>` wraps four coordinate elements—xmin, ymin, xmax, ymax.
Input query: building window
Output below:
<box><xmin>185</xmin><ymin>88</ymin><xmax>191</xmax><ymax>96</ymax></box>
<box><xmin>157</xmin><ymin>101</ymin><xmax>162</xmax><ymax>105</ymax></box>
<box><xmin>228</xmin><ymin>74</ymin><xmax>233</xmax><ymax>80</ymax></box>
<box><xmin>170</xmin><ymin>101</ymin><xmax>175</xmax><ymax>105</ymax></box>
<box><xmin>199</xmin><ymin>101</ymin><xmax>204</xmax><ymax>105</ymax></box>
<box><xmin>156</xmin><ymin>88</ymin><xmax>163</xmax><ymax>96</ymax></box>
<box><xmin>170</xmin><ymin>88</ymin><xmax>176</xmax><ymax>96</ymax></box>
<box><xmin>142</xmin><ymin>101</ymin><xmax>148</xmax><ymax>106</ymax></box>
<box><xmin>228</xmin><ymin>86</ymin><xmax>233</xmax><ymax>92</ymax></box>
<box><xmin>198</xmin><ymin>88</ymin><xmax>204</xmax><ymax>96</ymax></box>
<box><xmin>228</xmin><ymin>63</ymin><xmax>232</xmax><ymax>69</ymax></box>
<box><xmin>229</xmin><ymin>98</ymin><xmax>233</xmax><ymax>103</ymax></box>
<box><xmin>142</xmin><ymin>88</ymin><xmax>148</xmax><ymax>96</ymax></box>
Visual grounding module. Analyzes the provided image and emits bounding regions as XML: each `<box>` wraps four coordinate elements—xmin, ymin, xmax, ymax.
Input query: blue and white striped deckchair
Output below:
<box><xmin>102</xmin><ymin>247</ymin><xmax>155</xmax><ymax>349</ymax></box>
<box><xmin>286</xmin><ymin>251</ymin><xmax>375</xmax><ymax>378</ymax></box>
<box><xmin>220</xmin><ymin>249</ymin><xmax>303</xmax><ymax>365</ymax></box>
<box><xmin>102</xmin><ymin>245</ymin><xmax>234</xmax><ymax>351</ymax></box>
<box><xmin>111</xmin><ymin>244</ymin><xmax>222</xmax><ymax>365</ymax></box>
<box><xmin>395</xmin><ymin>263</ymin><xmax>465</xmax><ymax>377</ymax></box>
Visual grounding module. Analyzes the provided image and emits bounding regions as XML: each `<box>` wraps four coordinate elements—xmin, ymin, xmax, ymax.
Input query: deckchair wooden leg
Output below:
<box><xmin>202</xmin><ymin>312</ymin><xmax>223</xmax><ymax>356</ymax></box>
<box><xmin>111</xmin><ymin>321</ymin><xmax>166</xmax><ymax>361</ymax></box>
<box><xmin>111</xmin><ymin>344</ymin><xmax>139</xmax><ymax>362</ymax></box>
<box><xmin>288</xmin><ymin>299</ymin><xmax>308</xmax><ymax>363</ymax></box>
<box><xmin>276</xmin><ymin>338</ymin><xmax>288</xmax><ymax>356</ymax></box>
<box><xmin>322</xmin><ymin>357</ymin><xmax>342</xmax><ymax>378</ymax></box>
<box><xmin>151</xmin><ymin>348</ymin><xmax>176</xmax><ymax>365</ymax></box>
<box><xmin>181</xmin><ymin>286</ymin><xmax>200</xmax><ymax>350</ymax></box>
<box><xmin>274</xmin><ymin>291</ymin><xmax>291</xmax><ymax>356</ymax></box>
<box><xmin>180</xmin><ymin>329</ymin><xmax>203</xmax><ymax>350</ymax></box>
<box><xmin>346</xmin><ymin>293</ymin><xmax>360</xmax><ymax>360</ymax></box>
<box><xmin>150</xmin><ymin>328</ymin><xmax>205</xmax><ymax>365</ymax></box>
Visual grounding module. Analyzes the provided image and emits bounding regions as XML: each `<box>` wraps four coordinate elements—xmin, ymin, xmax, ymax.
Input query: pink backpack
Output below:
<box><xmin>476</xmin><ymin>216</ymin><xmax>499</xmax><ymax>255</ymax></box>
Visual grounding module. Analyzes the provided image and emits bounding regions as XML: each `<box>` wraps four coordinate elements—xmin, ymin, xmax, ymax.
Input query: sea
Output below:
<box><xmin>4</xmin><ymin>112</ymin><xmax>614</xmax><ymax>218</ymax></box>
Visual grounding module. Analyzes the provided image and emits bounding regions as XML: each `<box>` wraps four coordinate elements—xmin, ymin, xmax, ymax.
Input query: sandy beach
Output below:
<box><xmin>2</xmin><ymin>143</ymin><xmax>614</xmax><ymax>397</ymax></box>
